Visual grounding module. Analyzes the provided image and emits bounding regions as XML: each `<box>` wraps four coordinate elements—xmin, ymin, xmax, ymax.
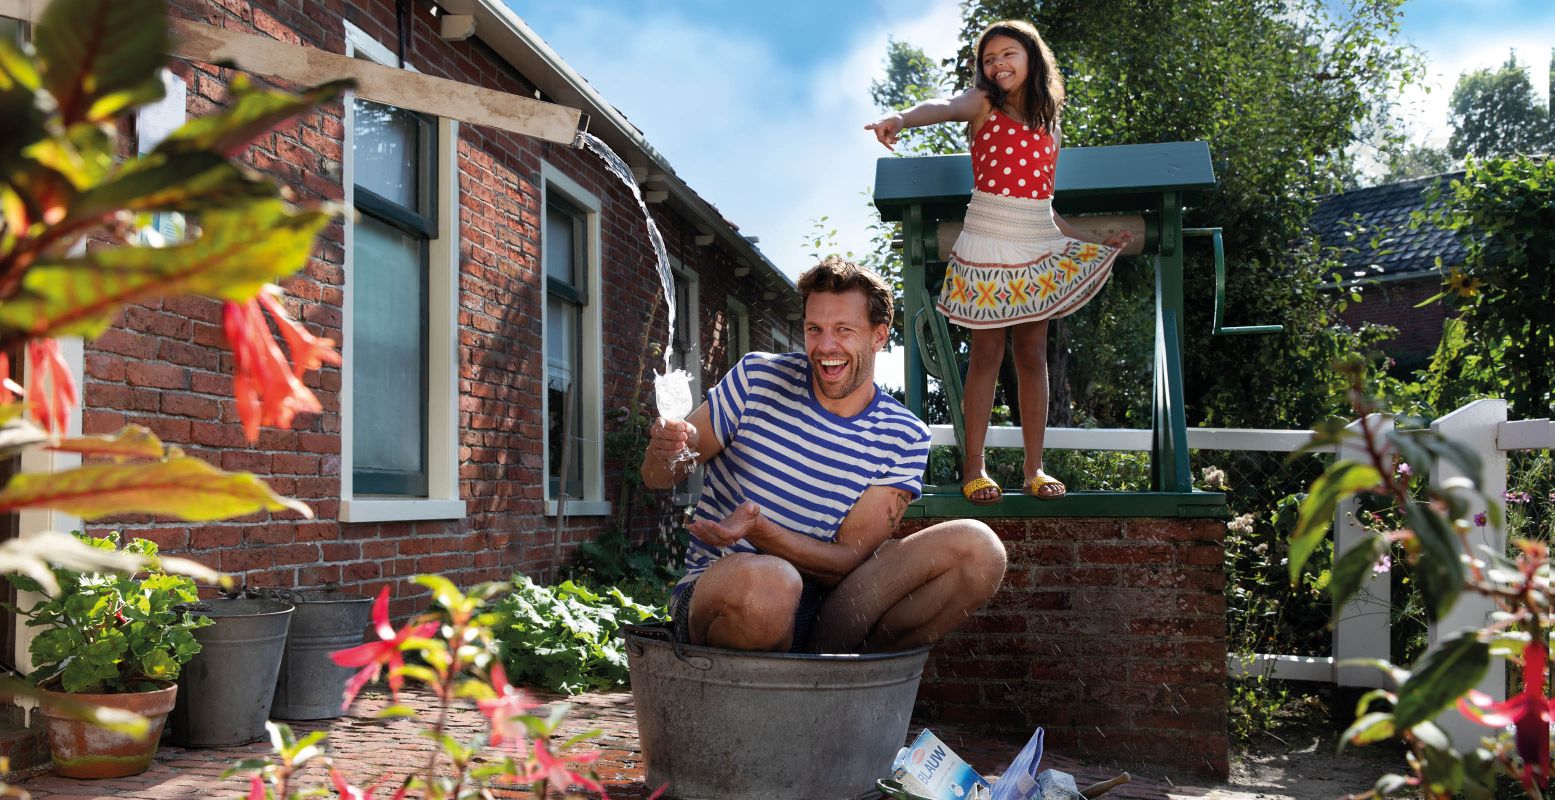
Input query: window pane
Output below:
<box><xmin>545</xmin><ymin>197</ymin><xmax>583</xmax><ymax>286</ymax></box>
<box><xmin>0</xmin><ymin>17</ymin><xmax>23</xmax><ymax>46</ymax></box>
<box><xmin>353</xmin><ymin>215</ymin><xmax>426</xmax><ymax>489</ymax></box>
<box><xmin>353</xmin><ymin>98</ymin><xmax>421</xmax><ymax>210</ymax></box>
<box><xmin>672</xmin><ymin>275</ymin><xmax>693</xmax><ymax>372</ymax></box>
<box><xmin>547</xmin><ymin>296</ymin><xmax>583</xmax><ymax>498</ymax></box>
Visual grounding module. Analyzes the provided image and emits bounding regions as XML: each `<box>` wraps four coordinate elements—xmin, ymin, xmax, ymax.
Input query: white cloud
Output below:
<box><xmin>519</xmin><ymin>2</ymin><xmax>964</xmax><ymax>283</ymax></box>
<box><xmin>1396</xmin><ymin>19</ymin><xmax>1554</xmax><ymax>148</ymax></box>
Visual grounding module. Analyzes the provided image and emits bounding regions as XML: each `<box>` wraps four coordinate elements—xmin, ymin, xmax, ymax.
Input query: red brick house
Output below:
<box><xmin>1</xmin><ymin>0</ymin><xmax>801</xmax><ymax>670</ymax></box>
<box><xmin>1310</xmin><ymin>172</ymin><xmax>1465</xmax><ymax>369</ymax></box>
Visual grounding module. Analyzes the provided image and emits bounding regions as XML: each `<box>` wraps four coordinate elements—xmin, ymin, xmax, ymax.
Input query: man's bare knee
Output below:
<box><xmin>946</xmin><ymin>519</ymin><xmax>1007</xmax><ymax>599</ymax></box>
<box><xmin>694</xmin><ymin>554</ymin><xmax>802</xmax><ymax>649</ymax></box>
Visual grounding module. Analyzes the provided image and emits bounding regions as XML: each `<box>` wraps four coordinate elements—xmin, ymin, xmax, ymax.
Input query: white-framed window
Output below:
<box><xmin>0</xmin><ymin>15</ymin><xmax>25</xmax><ymax>46</ymax></box>
<box><xmin>339</xmin><ymin>21</ymin><xmax>462</xmax><ymax>523</ymax></box>
<box><xmin>670</xmin><ymin>260</ymin><xmax>701</xmax><ymax>391</ymax></box>
<box><xmin>725</xmin><ymin>296</ymin><xmax>751</xmax><ymax>371</ymax></box>
<box><xmin>772</xmin><ymin>324</ymin><xmax>792</xmax><ymax>354</ymax></box>
<box><xmin>669</xmin><ymin>262</ymin><xmax>702</xmax><ymax>504</ymax></box>
<box><xmin>542</xmin><ymin>164</ymin><xmax>608</xmax><ymax>517</ymax></box>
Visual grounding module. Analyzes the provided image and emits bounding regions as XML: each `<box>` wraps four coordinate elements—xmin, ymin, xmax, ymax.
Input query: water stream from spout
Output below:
<box><xmin>579</xmin><ymin>133</ymin><xmax>696</xmax><ymax>454</ymax></box>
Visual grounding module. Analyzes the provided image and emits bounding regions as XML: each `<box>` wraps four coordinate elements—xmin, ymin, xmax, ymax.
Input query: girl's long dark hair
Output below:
<box><xmin>973</xmin><ymin>20</ymin><xmax>1064</xmax><ymax>134</ymax></box>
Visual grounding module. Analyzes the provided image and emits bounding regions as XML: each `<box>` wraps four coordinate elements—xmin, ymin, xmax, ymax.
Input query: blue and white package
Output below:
<box><xmin>892</xmin><ymin>729</ymin><xmax>993</xmax><ymax>800</ymax></box>
<box><xmin>989</xmin><ymin>727</ymin><xmax>1044</xmax><ymax>800</ymax></box>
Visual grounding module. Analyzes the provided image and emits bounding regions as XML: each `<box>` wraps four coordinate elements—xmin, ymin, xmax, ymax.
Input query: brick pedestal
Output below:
<box><xmin>904</xmin><ymin>516</ymin><xmax>1229</xmax><ymax>778</ymax></box>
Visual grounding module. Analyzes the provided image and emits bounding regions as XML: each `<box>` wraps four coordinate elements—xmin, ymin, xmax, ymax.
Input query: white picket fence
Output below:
<box><xmin>929</xmin><ymin>398</ymin><xmax>1555</xmax><ymax>747</ymax></box>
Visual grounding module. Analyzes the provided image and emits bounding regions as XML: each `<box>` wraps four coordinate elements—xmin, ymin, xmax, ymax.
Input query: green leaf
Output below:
<box><xmin>138</xmin><ymin>648</ymin><xmax>178</xmax><ymax>680</ymax></box>
<box><xmin>47</xmin><ymin>425</ymin><xmax>165</xmax><ymax>460</ymax></box>
<box><xmin>1371</xmin><ymin>774</ymin><xmax>1412</xmax><ymax>797</ymax></box>
<box><xmin>35</xmin><ymin>0</ymin><xmax>168</xmax><ymax>125</ymax></box>
<box><xmin>0</xmin><ymin>417</ymin><xmax>50</xmax><ymax>461</ymax></box>
<box><xmin>23</xmin><ymin>123</ymin><xmax>115</xmax><ymax>190</ymax></box>
<box><xmin>1393</xmin><ymin>632</ymin><xmax>1490</xmax><ymax>730</ymax></box>
<box><xmin>0</xmin><ymin>198</ymin><xmax>333</xmax><ymax>340</ymax></box>
<box><xmin>1352</xmin><ymin>688</ymin><xmax>1395</xmax><ymax>719</ymax></box>
<box><xmin>68</xmin><ymin>152</ymin><xmax>271</xmax><ymax>222</ymax></box>
<box><xmin>267</xmin><ymin>720</ymin><xmax>295</xmax><ymax>752</ymax></box>
<box><xmin>375</xmin><ymin>705</ymin><xmax>418</xmax><ymax>719</ymax></box>
<box><xmin>1289</xmin><ymin>461</ymin><xmax>1381</xmax><ymax>584</ymax></box>
<box><xmin>1341</xmin><ymin>711</ymin><xmax>1396</xmax><ymax>747</ymax></box>
<box><xmin>1329</xmin><ymin>534</ymin><xmax>1387</xmax><ymax>621</ymax></box>
<box><xmin>157</xmin><ymin>74</ymin><xmax>352</xmax><ymax>158</ymax></box>
<box><xmin>0</xmin><ymin>455</ymin><xmax>312</xmax><ymax>521</ymax></box>
<box><xmin>414</xmin><ymin>574</ymin><xmax>465</xmax><ymax>611</ymax></box>
<box><xmin>1402</xmin><ymin>499</ymin><xmax>1465</xmax><ymax>619</ymax></box>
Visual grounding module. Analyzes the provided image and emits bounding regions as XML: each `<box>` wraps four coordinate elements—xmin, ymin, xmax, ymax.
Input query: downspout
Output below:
<box><xmin>396</xmin><ymin>0</ymin><xmax>410</xmax><ymax>68</ymax></box>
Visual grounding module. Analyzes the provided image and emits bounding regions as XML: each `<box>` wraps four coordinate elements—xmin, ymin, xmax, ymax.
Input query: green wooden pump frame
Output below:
<box><xmin>873</xmin><ymin>141</ymin><xmax>1275</xmax><ymax>519</ymax></box>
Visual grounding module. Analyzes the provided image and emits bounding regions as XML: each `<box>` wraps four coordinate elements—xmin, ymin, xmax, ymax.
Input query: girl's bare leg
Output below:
<box><xmin>961</xmin><ymin>327</ymin><xmax>1006</xmax><ymax>502</ymax></box>
<box><xmin>1011</xmin><ymin>320</ymin><xmax>1062</xmax><ymax>496</ymax></box>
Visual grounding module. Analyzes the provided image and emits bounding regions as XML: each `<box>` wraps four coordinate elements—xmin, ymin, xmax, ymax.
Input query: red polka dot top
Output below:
<box><xmin>972</xmin><ymin>108</ymin><xmax>1056</xmax><ymax>199</ymax></box>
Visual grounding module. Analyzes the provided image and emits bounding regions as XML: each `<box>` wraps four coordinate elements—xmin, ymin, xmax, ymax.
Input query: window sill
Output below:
<box><xmin>545</xmin><ymin>499</ymin><xmax>611</xmax><ymax>517</ymax></box>
<box><xmin>341</xmin><ymin>498</ymin><xmax>467</xmax><ymax>523</ymax></box>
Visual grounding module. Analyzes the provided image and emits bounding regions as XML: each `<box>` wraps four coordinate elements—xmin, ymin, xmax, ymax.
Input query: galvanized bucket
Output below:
<box><xmin>169</xmin><ymin>597</ymin><xmax>294</xmax><ymax>747</ymax></box>
<box><xmin>622</xmin><ymin>623</ymin><xmax>929</xmax><ymax>800</ymax></box>
<box><xmin>271</xmin><ymin>590</ymin><xmax>374</xmax><ymax>720</ymax></box>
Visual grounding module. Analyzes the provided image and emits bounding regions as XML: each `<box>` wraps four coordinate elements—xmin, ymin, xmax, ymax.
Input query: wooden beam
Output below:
<box><xmin>0</xmin><ymin>0</ymin><xmax>585</xmax><ymax>146</ymax></box>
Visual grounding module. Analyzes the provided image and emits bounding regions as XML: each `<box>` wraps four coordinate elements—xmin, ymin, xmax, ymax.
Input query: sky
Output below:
<box><xmin>511</xmin><ymin>0</ymin><xmax>1554</xmax><ymax>389</ymax></box>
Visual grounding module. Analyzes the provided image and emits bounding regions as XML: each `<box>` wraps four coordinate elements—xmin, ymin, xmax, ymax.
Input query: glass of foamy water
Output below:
<box><xmin>654</xmin><ymin>369</ymin><xmax>698</xmax><ymax>464</ymax></box>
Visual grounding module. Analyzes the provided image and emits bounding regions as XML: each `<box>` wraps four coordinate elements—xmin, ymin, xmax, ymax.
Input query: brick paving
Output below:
<box><xmin>11</xmin><ymin>688</ymin><xmax>1263</xmax><ymax>800</ymax></box>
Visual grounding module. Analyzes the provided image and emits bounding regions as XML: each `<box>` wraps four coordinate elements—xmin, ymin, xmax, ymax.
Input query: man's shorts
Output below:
<box><xmin>669</xmin><ymin>577</ymin><xmax>827</xmax><ymax>653</ymax></box>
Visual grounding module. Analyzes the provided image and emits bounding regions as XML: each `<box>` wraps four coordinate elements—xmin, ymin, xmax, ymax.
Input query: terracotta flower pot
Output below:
<box><xmin>38</xmin><ymin>682</ymin><xmax>178</xmax><ymax>779</ymax></box>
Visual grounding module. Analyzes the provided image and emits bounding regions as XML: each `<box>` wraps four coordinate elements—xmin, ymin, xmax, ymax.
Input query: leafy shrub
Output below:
<box><xmin>5</xmin><ymin>532</ymin><xmax>211</xmax><ymax>693</ymax></box>
<box><xmin>492</xmin><ymin>577</ymin><xmax>665</xmax><ymax>695</ymax></box>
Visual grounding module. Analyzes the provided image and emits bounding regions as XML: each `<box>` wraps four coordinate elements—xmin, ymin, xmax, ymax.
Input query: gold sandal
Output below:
<box><xmin>960</xmin><ymin>475</ymin><xmax>1003</xmax><ymax>506</ymax></box>
<box><xmin>1023</xmin><ymin>470</ymin><xmax>1067</xmax><ymax>500</ymax></box>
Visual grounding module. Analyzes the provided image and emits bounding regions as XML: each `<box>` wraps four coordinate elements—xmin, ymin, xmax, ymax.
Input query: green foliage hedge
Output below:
<box><xmin>492</xmin><ymin>576</ymin><xmax>666</xmax><ymax>695</ymax></box>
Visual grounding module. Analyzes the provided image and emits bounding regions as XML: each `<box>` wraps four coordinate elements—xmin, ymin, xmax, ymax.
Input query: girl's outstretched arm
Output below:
<box><xmin>1049</xmin><ymin>133</ymin><xmax>1135</xmax><ymax>250</ymax></box>
<box><xmin>865</xmin><ymin>88</ymin><xmax>988</xmax><ymax>151</ymax></box>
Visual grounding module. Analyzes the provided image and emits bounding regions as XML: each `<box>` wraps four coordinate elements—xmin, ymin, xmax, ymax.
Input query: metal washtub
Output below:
<box><xmin>622</xmin><ymin>623</ymin><xmax>929</xmax><ymax>800</ymax></box>
<box><xmin>271</xmin><ymin>589</ymin><xmax>375</xmax><ymax>720</ymax></box>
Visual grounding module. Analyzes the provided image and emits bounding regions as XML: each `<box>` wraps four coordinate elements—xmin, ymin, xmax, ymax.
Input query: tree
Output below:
<box><xmin>1447</xmin><ymin>55</ymin><xmax>1554</xmax><ymax>160</ymax></box>
<box><xmin>869</xmin><ymin>38</ymin><xmax>962</xmax><ymax>157</ymax></box>
<box><xmin>1420</xmin><ymin>155</ymin><xmax>1555</xmax><ymax>418</ymax></box>
<box><xmin>1381</xmin><ymin>142</ymin><xmax>1455</xmax><ymax>183</ymax></box>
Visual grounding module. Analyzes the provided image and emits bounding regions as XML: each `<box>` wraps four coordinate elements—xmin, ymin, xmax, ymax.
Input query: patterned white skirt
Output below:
<box><xmin>935</xmin><ymin>191</ymin><xmax>1120</xmax><ymax>330</ymax></box>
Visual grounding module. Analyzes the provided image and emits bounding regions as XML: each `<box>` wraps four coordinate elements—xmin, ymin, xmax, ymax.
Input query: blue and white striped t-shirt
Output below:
<box><xmin>675</xmin><ymin>351</ymin><xmax>931</xmax><ymax>593</ymax></box>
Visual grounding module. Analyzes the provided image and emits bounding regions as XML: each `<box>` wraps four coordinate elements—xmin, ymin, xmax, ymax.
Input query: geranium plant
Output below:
<box><xmin>5</xmin><ymin>531</ymin><xmax>211</xmax><ymax>693</ymax></box>
<box><xmin>229</xmin><ymin>578</ymin><xmax>624</xmax><ymax>800</ymax></box>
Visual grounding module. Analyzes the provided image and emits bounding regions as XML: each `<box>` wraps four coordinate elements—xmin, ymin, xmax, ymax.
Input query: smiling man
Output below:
<box><xmin>642</xmin><ymin>256</ymin><xmax>1006</xmax><ymax>653</ymax></box>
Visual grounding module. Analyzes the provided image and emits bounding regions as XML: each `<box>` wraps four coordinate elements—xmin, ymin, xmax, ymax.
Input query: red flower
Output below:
<box><xmin>477</xmin><ymin>661</ymin><xmax>537</xmax><ymax>754</ymax></box>
<box><xmin>527</xmin><ymin>738</ymin><xmax>605</xmax><ymax>797</ymax></box>
<box><xmin>329</xmin><ymin>587</ymin><xmax>439</xmax><ymax>710</ymax></box>
<box><xmin>257</xmin><ymin>288</ymin><xmax>340</xmax><ymax>375</ymax></box>
<box><xmin>1459</xmin><ymin>638</ymin><xmax>1550</xmax><ymax>791</ymax></box>
<box><xmin>330</xmin><ymin>767</ymin><xmax>409</xmax><ymax>800</ymax></box>
<box><xmin>25</xmin><ymin>339</ymin><xmax>76</xmax><ymax>435</ymax></box>
<box><xmin>0</xmin><ymin>352</ymin><xmax>23</xmax><ymax>403</ymax></box>
<box><xmin>222</xmin><ymin>285</ymin><xmax>340</xmax><ymax>443</ymax></box>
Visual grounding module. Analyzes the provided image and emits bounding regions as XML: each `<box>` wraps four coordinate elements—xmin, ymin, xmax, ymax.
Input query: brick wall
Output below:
<box><xmin>78</xmin><ymin>0</ymin><xmax>796</xmax><ymax>617</ymax></box>
<box><xmin>1339</xmin><ymin>276</ymin><xmax>1450</xmax><ymax>365</ymax></box>
<box><xmin>902</xmin><ymin>516</ymin><xmax>1230</xmax><ymax>778</ymax></box>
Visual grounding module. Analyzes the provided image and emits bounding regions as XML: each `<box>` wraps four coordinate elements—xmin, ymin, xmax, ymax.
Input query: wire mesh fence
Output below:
<box><xmin>1194</xmin><ymin>448</ymin><xmax>1335</xmax><ymax>659</ymax></box>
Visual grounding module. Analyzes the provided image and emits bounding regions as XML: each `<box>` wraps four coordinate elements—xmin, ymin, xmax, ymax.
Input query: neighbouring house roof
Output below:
<box><xmin>464</xmin><ymin>0</ymin><xmax>799</xmax><ymax>301</ymax></box>
<box><xmin>1309</xmin><ymin>171</ymin><xmax>1466</xmax><ymax>285</ymax></box>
